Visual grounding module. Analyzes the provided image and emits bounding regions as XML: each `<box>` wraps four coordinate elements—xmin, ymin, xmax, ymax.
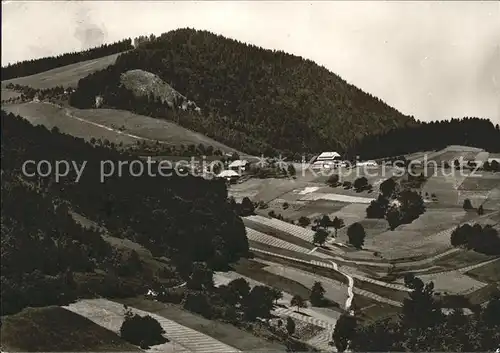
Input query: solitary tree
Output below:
<box><xmin>347</xmin><ymin>222</ymin><xmax>366</xmax><ymax>249</ymax></box>
<box><xmin>463</xmin><ymin>198</ymin><xmax>473</xmax><ymax>210</ymax></box>
<box><xmin>310</xmin><ymin>281</ymin><xmax>326</xmax><ymax>306</ymax></box>
<box><xmin>271</xmin><ymin>287</ymin><xmax>283</xmax><ymax>304</ymax></box>
<box><xmin>240</xmin><ymin>197</ymin><xmax>255</xmax><ymax>216</ymax></box>
<box><xmin>291</xmin><ymin>295</ymin><xmax>307</xmax><ymax>312</ymax></box>
<box><xmin>380</xmin><ymin>178</ymin><xmax>397</xmax><ymax>198</ymax></box>
<box><xmin>332</xmin><ymin>216</ymin><xmax>344</xmax><ymax>237</ymax></box>
<box><xmin>286</xmin><ymin>316</ymin><xmax>296</xmax><ymax>336</ymax></box>
<box><xmin>313</xmin><ymin>228</ymin><xmax>329</xmax><ymax>246</ymax></box>
<box><xmin>319</xmin><ymin>214</ymin><xmax>332</xmax><ymax>228</ymax></box>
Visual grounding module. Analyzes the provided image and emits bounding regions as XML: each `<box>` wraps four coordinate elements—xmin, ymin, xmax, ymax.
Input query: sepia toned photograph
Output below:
<box><xmin>1</xmin><ymin>1</ymin><xmax>499</xmax><ymax>352</ymax></box>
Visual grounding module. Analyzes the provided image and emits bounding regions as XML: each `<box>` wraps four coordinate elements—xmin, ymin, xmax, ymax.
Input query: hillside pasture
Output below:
<box><xmin>401</xmin><ymin>272</ymin><xmax>487</xmax><ymax>295</ymax></box>
<box><xmin>1</xmin><ymin>88</ymin><xmax>21</xmax><ymax>100</ymax></box>
<box><xmin>466</xmin><ymin>259</ymin><xmax>500</xmax><ymax>283</ymax></box>
<box><xmin>431</xmin><ymin>250</ymin><xmax>498</xmax><ymax>271</ymax></box>
<box><xmin>259</xmin><ymin>260</ymin><xmax>349</xmax><ymax>306</ymax></box>
<box><xmin>118</xmin><ymin>298</ymin><xmax>287</xmax><ymax>352</ymax></box>
<box><xmin>233</xmin><ymin>259</ymin><xmax>313</xmax><ymax>299</ymax></box>
<box><xmin>3</xmin><ymin>102</ymin><xmax>239</xmax><ymax>152</ymax></box>
<box><xmin>294</xmin><ymin>199</ymin><xmax>351</xmax><ymax>218</ymax></box>
<box><xmin>65</xmin><ymin>298</ymin><xmax>240</xmax><ymax>353</ymax></box>
<box><xmin>457</xmin><ymin>190</ymin><xmax>491</xmax><ymax>208</ymax></box>
<box><xmin>300</xmin><ymin>192</ymin><xmax>375</xmax><ymax>204</ymax></box>
<box><xmin>1</xmin><ymin>53</ymin><xmax>122</xmax><ymax>89</ymax></box>
<box><xmin>71</xmin><ymin>107</ymin><xmax>239</xmax><ymax>153</ymax></box>
<box><xmin>336</xmin><ymin>208</ymin><xmax>465</xmax><ymax>260</ymax></box>
<box><xmin>427</xmin><ymin>150</ymin><xmax>479</xmax><ymax>164</ymax></box>
<box><xmin>0</xmin><ymin>306</ymin><xmax>140</xmax><ymax>352</ymax></box>
<box><xmin>458</xmin><ymin>174</ymin><xmax>500</xmax><ymax>191</ymax></box>
<box><xmin>474</xmin><ymin>151</ymin><xmax>490</xmax><ymax>163</ymax></box>
<box><xmin>326</xmin><ymin>203</ymin><xmax>369</xmax><ymax>227</ymax></box>
<box><xmin>3</xmin><ymin>102</ymin><xmax>139</xmax><ymax>145</ymax></box>
<box><xmin>482</xmin><ymin>188</ymin><xmax>500</xmax><ymax>210</ymax></box>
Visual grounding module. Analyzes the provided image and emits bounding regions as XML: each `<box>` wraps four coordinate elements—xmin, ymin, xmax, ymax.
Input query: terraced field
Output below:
<box><xmin>246</xmin><ymin>227</ymin><xmax>330</xmax><ymax>259</ymax></box>
<box><xmin>300</xmin><ymin>192</ymin><xmax>375</xmax><ymax>204</ymax></box>
<box><xmin>246</xmin><ymin>215</ymin><xmax>317</xmax><ymax>243</ymax></box>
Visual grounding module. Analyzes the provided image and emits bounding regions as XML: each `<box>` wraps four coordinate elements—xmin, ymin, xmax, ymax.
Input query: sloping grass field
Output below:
<box><xmin>1</xmin><ymin>88</ymin><xmax>21</xmax><ymax>100</ymax></box>
<box><xmin>1</xmin><ymin>53</ymin><xmax>122</xmax><ymax>89</ymax></box>
<box><xmin>118</xmin><ymin>298</ymin><xmax>287</xmax><ymax>352</ymax></box>
<box><xmin>0</xmin><ymin>306</ymin><xmax>140</xmax><ymax>352</ymax></box>
<box><xmin>3</xmin><ymin>102</ymin><xmax>239</xmax><ymax>153</ymax></box>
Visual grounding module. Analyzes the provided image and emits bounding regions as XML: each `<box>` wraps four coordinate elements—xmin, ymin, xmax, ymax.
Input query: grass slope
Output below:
<box><xmin>118</xmin><ymin>298</ymin><xmax>288</xmax><ymax>352</ymax></box>
<box><xmin>1</xmin><ymin>53</ymin><xmax>122</xmax><ymax>89</ymax></box>
<box><xmin>0</xmin><ymin>306</ymin><xmax>141</xmax><ymax>352</ymax></box>
<box><xmin>3</xmin><ymin>101</ymin><xmax>240</xmax><ymax>153</ymax></box>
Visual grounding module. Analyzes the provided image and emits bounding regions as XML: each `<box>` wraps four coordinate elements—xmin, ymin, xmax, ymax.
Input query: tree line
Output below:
<box><xmin>68</xmin><ymin>28</ymin><xmax>414</xmax><ymax>156</ymax></box>
<box><xmin>1</xmin><ymin>39</ymin><xmax>133</xmax><ymax>80</ymax></box>
<box><xmin>351</xmin><ymin>117</ymin><xmax>500</xmax><ymax>160</ymax></box>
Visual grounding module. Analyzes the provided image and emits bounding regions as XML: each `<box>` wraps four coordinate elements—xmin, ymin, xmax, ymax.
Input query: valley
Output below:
<box><xmin>2</xmin><ymin>26</ymin><xmax>500</xmax><ymax>353</ymax></box>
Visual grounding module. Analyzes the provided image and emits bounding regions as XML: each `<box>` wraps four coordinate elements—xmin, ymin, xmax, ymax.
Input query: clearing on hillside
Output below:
<box><xmin>3</xmin><ymin>102</ymin><xmax>240</xmax><ymax>153</ymax></box>
<box><xmin>121</xmin><ymin>69</ymin><xmax>199</xmax><ymax>110</ymax></box>
<box><xmin>0</xmin><ymin>306</ymin><xmax>140</xmax><ymax>352</ymax></box>
<box><xmin>1</xmin><ymin>53</ymin><xmax>122</xmax><ymax>89</ymax></box>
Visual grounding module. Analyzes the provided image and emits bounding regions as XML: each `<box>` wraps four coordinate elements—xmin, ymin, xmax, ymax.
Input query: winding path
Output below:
<box><xmin>328</xmin><ymin>260</ymin><xmax>355</xmax><ymax>314</ymax></box>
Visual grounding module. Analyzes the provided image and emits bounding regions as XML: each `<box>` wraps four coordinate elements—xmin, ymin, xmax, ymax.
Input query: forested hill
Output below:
<box><xmin>1</xmin><ymin>109</ymin><xmax>249</xmax><ymax>316</ymax></box>
<box><xmin>70</xmin><ymin>28</ymin><xmax>415</xmax><ymax>156</ymax></box>
<box><xmin>353</xmin><ymin>117</ymin><xmax>500</xmax><ymax>159</ymax></box>
<box><xmin>1</xmin><ymin>39</ymin><xmax>132</xmax><ymax>80</ymax></box>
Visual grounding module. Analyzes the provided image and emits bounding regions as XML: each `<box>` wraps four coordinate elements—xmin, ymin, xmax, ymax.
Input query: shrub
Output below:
<box><xmin>353</xmin><ymin>177</ymin><xmax>369</xmax><ymax>192</ymax></box>
<box><xmin>463</xmin><ymin>199</ymin><xmax>473</xmax><ymax>210</ymax></box>
<box><xmin>120</xmin><ymin>309</ymin><xmax>167</xmax><ymax>348</ymax></box>
<box><xmin>298</xmin><ymin>216</ymin><xmax>311</xmax><ymax>227</ymax></box>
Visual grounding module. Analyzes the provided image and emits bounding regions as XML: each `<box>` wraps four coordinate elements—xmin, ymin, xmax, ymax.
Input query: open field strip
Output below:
<box><xmin>300</xmin><ymin>193</ymin><xmax>375</xmax><ymax>204</ymax></box>
<box><xmin>396</xmin><ymin>258</ymin><xmax>499</xmax><ymax>295</ymax></box>
<box><xmin>2</xmin><ymin>53</ymin><xmax>122</xmax><ymax>89</ymax></box>
<box><xmin>4</xmin><ymin>102</ymin><xmax>140</xmax><ymax>145</ymax></box>
<box><xmin>251</xmin><ymin>248</ymin><xmax>405</xmax><ymax>307</ymax></box>
<box><xmin>245</xmin><ymin>227</ymin><xmax>331</xmax><ymax>259</ymax></box>
<box><xmin>1</xmin><ymin>88</ymin><xmax>21</xmax><ymax>100</ymax></box>
<box><xmin>256</xmin><ymin>259</ymin><xmax>349</xmax><ymax>306</ymax></box>
<box><xmin>246</xmin><ymin>215</ymin><xmax>316</xmax><ymax>243</ymax></box>
<box><xmin>65</xmin><ymin>298</ymin><xmax>240</xmax><ymax>353</ymax></box>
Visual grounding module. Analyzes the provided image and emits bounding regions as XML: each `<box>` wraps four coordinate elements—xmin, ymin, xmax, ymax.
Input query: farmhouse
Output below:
<box><xmin>228</xmin><ymin>159</ymin><xmax>250</xmax><ymax>172</ymax></box>
<box><xmin>217</xmin><ymin>169</ymin><xmax>240</xmax><ymax>183</ymax></box>
<box><xmin>316</xmin><ymin>151</ymin><xmax>342</xmax><ymax>161</ymax></box>
<box><xmin>312</xmin><ymin>152</ymin><xmax>342</xmax><ymax>169</ymax></box>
